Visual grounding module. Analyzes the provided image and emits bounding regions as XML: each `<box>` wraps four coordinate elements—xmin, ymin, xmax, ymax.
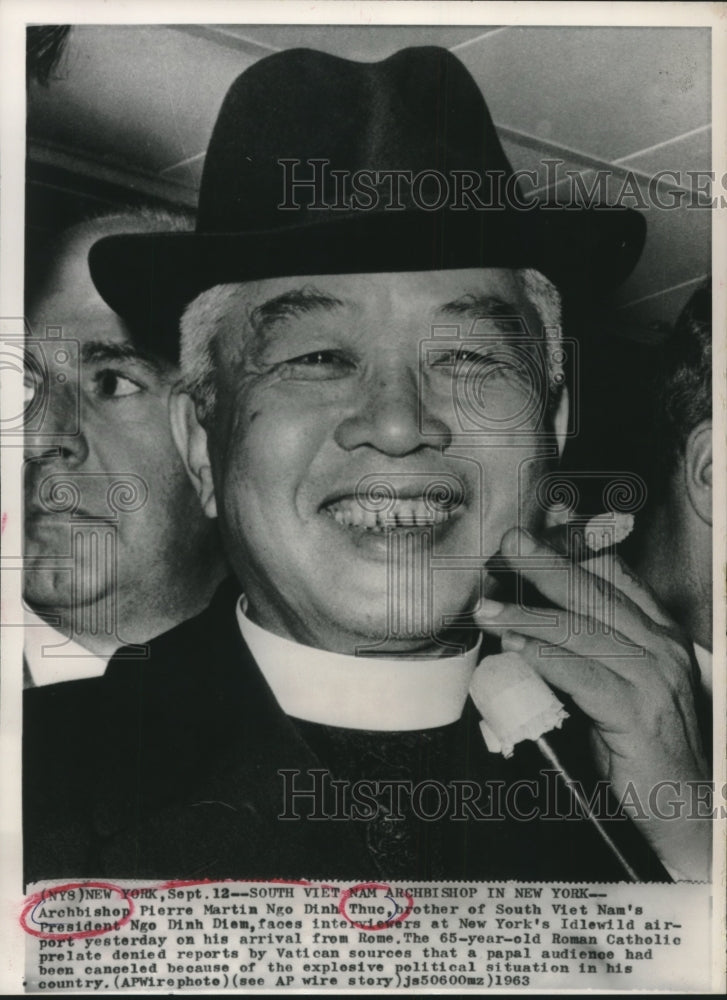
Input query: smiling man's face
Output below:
<box><xmin>185</xmin><ymin>268</ymin><xmax>567</xmax><ymax>654</ymax></box>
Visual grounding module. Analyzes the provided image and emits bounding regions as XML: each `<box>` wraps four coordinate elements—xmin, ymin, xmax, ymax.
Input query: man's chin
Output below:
<box><xmin>23</xmin><ymin>570</ymin><xmax>113</xmax><ymax>620</ymax></box>
<box><xmin>302</xmin><ymin>580</ymin><xmax>480</xmax><ymax>657</ymax></box>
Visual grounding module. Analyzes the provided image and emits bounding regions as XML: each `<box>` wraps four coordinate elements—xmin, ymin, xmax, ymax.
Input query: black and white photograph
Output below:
<box><xmin>1</xmin><ymin>1</ymin><xmax>724</xmax><ymax>993</ymax></box>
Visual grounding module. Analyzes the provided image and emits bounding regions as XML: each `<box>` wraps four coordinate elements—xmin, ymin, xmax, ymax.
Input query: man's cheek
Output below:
<box><xmin>250</xmin><ymin>421</ymin><xmax>324</xmax><ymax>509</ymax></box>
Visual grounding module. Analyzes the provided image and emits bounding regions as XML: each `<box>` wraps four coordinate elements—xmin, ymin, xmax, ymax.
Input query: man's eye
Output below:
<box><xmin>93</xmin><ymin>370</ymin><xmax>143</xmax><ymax>398</ymax></box>
<box><xmin>279</xmin><ymin>350</ymin><xmax>354</xmax><ymax>379</ymax></box>
<box><xmin>455</xmin><ymin>349</ymin><xmax>491</xmax><ymax>366</ymax></box>
<box><xmin>458</xmin><ymin>348</ymin><xmax>521</xmax><ymax>365</ymax></box>
<box><xmin>453</xmin><ymin>348</ymin><xmax>525</xmax><ymax>375</ymax></box>
<box><xmin>431</xmin><ymin>348</ymin><xmax>501</xmax><ymax>369</ymax></box>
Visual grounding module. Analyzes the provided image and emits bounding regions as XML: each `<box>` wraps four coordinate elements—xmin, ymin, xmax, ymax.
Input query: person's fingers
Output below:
<box><xmin>584</xmin><ymin>550</ymin><xmax>674</xmax><ymax>628</ymax></box>
<box><xmin>475</xmin><ymin>591</ymin><xmax>698</xmax><ymax>698</ymax></box>
<box><xmin>498</xmin><ymin>527</ymin><xmax>671</xmax><ymax>642</ymax></box>
<box><xmin>541</xmin><ymin>521</ymin><xmax>674</xmax><ymax>627</ymax></box>
<box><xmin>473</xmin><ymin>601</ymin><xmax>649</xmax><ymax>685</ymax></box>
<box><xmin>497</xmin><ymin>631</ymin><xmax>702</xmax><ymax>759</ymax></box>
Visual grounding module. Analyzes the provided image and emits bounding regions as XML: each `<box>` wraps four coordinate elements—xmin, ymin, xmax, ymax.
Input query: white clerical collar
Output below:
<box><xmin>236</xmin><ymin>597</ymin><xmax>480</xmax><ymax>731</ymax></box>
<box><xmin>693</xmin><ymin>642</ymin><xmax>712</xmax><ymax>697</ymax></box>
<box><xmin>24</xmin><ymin>608</ymin><xmax>110</xmax><ymax>687</ymax></box>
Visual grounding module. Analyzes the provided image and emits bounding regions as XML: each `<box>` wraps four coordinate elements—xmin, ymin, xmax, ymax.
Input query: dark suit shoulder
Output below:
<box><xmin>105</xmin><ymin>575</ymin><xmax>242</xmax><ymax>682</ymax></box>
<box><xmin>23</xmin><ymin>579</ymin><xmax>254</xmax><ymax>882</ymax></box>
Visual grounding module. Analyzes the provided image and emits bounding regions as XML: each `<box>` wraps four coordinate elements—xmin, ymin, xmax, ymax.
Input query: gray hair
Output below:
<box><xmin>180</xmin><ymin>268</ymin><xmax>564</xmax><ymax>421</ymax></box>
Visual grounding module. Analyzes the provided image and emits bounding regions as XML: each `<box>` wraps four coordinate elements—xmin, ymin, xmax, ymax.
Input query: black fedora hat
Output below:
<box><xmin>89</xmin><ymin>46</ymin><xmax>646</xmax><ymax>360</ymax></box>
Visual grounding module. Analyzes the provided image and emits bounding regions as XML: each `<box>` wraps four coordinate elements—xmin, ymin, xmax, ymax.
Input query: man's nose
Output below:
<box><xmin>24</xmin><ymin>385</ymin><xmax>89</xmax><ymax>468</ymax></box>
<box><xmin>334</xmin><ymin>366</ymin><xmax>452</xmax><ymax>455</ymax></box>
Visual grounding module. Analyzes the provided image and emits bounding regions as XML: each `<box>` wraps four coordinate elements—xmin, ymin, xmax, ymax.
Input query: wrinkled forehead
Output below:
<box><xmin>212</xmin><ymin>268</ymin><xmax>542</xmax><ymax>349</ymax></box>
<box><xmin>238</xmin><ymin>267</ymin><xmax>527</xmax><ymax>301</ymax></box>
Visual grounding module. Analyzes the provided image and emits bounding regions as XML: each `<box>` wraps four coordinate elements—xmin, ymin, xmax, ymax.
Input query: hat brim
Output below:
<box><xmin>89</xmin><ymin>206</ymin><xmax>645</xmax><ymax>362</ymax></box>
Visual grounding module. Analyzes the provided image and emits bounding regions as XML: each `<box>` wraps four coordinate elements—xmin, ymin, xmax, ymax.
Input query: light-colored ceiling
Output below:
<box><xmin>27</xmin><ymin>23</ymin><xmax>712</xmax><ymax>330</ymax></box>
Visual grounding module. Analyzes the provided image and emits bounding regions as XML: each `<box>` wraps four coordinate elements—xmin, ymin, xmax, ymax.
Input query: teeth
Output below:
<box><xmin>325</xmin><ymin>496</ymin><xmax>452</xmax><ymax>532</ymax></box>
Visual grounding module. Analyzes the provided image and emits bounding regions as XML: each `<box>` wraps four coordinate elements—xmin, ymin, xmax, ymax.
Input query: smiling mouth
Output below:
<box><xmin>323</xmin><ymin>495</ymin><xmax>457</xmax><ymax>533</ymax></box>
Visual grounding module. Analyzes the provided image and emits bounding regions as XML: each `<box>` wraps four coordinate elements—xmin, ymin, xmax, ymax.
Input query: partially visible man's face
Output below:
<box><xmin>24</xmin><ymin>230</ymin><xmax>217</xmax><ymax>640</ymax></box>
<box><xmin>197</xmin><ymin>268</ymin><xmax>566</xmax><ymax>654</ymax></box>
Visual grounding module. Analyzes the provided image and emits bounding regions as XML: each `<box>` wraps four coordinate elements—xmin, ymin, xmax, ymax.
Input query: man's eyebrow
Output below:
<box><xmin>81</xmin><ymin>341</ymin><xmax>165</xmax><ymax>371</ymax></box>
<box><xmin>437</xmin><ymin>293</ymin><xmax>530</xmax><ymax>334</ymax></box>
<box><xmin>248</xmin><ymin>287</ymin><xmax>345</xmax><ymax>336</ymax></box>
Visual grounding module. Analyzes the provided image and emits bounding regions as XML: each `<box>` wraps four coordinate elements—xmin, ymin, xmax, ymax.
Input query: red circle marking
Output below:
<box><xmin>338</xmin><ymin>881</ymin><xmax>414</xmax><ymax>931</ymax></box>
<box><xmin>20</xmin><ymin>882</ymin><xmax>134</xmax><ymax>941</ymax></box>
<box><xmin>20</xmin><ymin>878</ymin><xmax>413</xmax><ymax>939</ymax></box>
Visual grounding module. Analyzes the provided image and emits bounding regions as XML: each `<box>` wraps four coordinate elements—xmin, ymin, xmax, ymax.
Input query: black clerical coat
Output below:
<box><xmin>23</xmin><ymin>582</ymin><xmax>668</xmax><ymax>885</ymax></box>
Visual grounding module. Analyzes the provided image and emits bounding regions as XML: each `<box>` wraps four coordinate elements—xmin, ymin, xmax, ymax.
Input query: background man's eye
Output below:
<box><xmin>455</xmin><ymin>349</ymin><xmax>498</xmax><ymax>365</ymax></box>
<box><xmin>95</xmin><ymin>371</ymin><xmax>142</xmax><ymax>398</ymax></box>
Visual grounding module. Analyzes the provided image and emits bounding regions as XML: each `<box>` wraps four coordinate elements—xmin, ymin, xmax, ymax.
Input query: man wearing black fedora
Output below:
<box><xmin>24</xmin><ymin>47</ymin><xmax>710</xmax><ymax>883</ymax></box>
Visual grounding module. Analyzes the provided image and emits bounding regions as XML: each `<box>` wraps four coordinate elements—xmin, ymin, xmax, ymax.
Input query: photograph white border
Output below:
<box><xmin>2</xmin><ymin>2</ymin><xmax>724</xmax><ymax>994</ymax></box>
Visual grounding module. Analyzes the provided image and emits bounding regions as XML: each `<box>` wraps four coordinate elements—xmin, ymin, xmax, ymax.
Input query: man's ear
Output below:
<box><xmin>169</xmin><ymin>391</ymin><xmax>218</xmax><ymax>519</ymax></box>
<box><xmin>552</xmin><ymin>386</ymin><xmax>569</xmax><ymax>457</ymax></box>
<box><xmin>541</xmin><ymin>387</ymin><xmax>571</xmax><ymax>531</ymax></box>
<box><xmin>683</xmin><ymin>418</ymin><xmax>712</xmax><ymax>526</ymax></box>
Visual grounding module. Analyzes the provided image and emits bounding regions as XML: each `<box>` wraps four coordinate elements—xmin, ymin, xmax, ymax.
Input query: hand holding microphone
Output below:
<box><xmin>470</xmin><ymin>521</ymin><xmax>710</xmax><ymax>881</ymax></box>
